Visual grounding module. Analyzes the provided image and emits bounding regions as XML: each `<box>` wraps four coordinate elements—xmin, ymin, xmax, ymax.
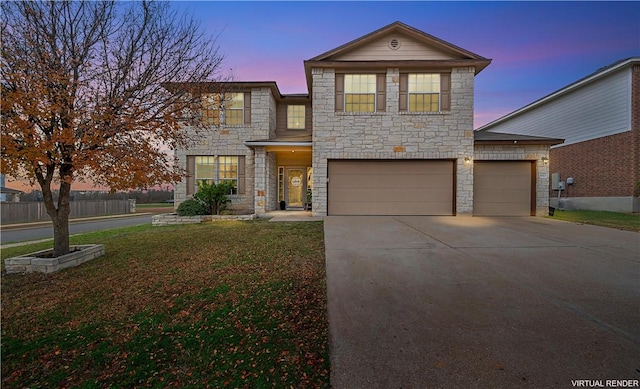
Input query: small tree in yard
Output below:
<box><xmin>1</xmin><ymin>1</ymin><xmax>227</xmax><ymax>256</ymax></box>
<box><xmin>193</xmin><ymin>181</ymin><xmax>235</xmax><ymax>215</ymax></box>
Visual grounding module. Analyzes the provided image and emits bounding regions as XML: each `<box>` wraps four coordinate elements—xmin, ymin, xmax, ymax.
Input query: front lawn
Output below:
<box><xmin>549</xmin><ymin>209</ymin><xmax>640</xmax><ymax>232</ymax></box>
<box><xmin>1</xmin><ymin>220</ymin><xmax>329</xmax><ymax>388</ymax></box>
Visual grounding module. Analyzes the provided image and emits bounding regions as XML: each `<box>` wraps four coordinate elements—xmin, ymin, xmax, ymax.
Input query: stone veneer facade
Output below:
<box><xmin>172</xmin><ymin>22</ymin><xmax>559</xmax><ymax>218</ymax></box>
<box><xmin>174</xmin><ymin>87</ymin><xmax>277</xmax><ymax>214</ymax></box>
<box><xmin>311</xmin><ymin>67</ymin><xmax>476</xmax><ymax>216</ymax></box>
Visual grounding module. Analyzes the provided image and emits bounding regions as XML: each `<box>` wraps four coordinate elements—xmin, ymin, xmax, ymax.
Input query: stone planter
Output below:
<box><xmin>152</xmin><ymin>213</ymin><xmax>204</xmax><ymax>226</ymax></box>
<box><xmin>152</xmin><ymin>213</ymin><xmax>257</xmax><ymax>226</ymax></box>
<box><xmin>4</xmin><ymin>244</ymin><xmax>105</xmax><ymax>274</ymax></box>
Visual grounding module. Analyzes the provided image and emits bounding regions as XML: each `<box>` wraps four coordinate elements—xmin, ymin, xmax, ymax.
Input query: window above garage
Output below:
<box><xmin>335</xmin><ymin>73</ymin><xmax>386</xmax><ymax>113</ymax></box>
<box><xmin>400</xmin><ymin>73</ymin><xmax>451</xmax><ymax>112</ymax></box>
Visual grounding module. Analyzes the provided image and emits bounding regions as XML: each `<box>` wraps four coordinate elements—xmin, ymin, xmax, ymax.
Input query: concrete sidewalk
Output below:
<box><xmin>324</xmin><ymin>216</ymin><xmax>640</xmax><ymax>388</ymax></box>
<box><xmin>0</xmin><ymin>212</ymin><xmax>150</xmax><ymax>231</ymax></box>
<box><xmin>264</xmin><ymin>210</ymin><xmax>323</xmax><ymax>222</ymax></box>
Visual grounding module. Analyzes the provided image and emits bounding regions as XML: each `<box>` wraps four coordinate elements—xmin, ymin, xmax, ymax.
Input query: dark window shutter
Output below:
<box><xmin>440</xmin><ymin>73</ymin><xmax>451</xmax><ymax>111</ymax></box>
<box><xmin>244</xmin><ymin>92</ymin><xmax>251</xmax><ymax>124</ymax></box>
<box><xmin>186</xmin><ymin>156</ymin><xmax>195</xmax><ymax>196</ymax></box>
<box><xmin>399</xmin><ymin>73</ymin><xmax>408</xmax><ymax>112</ymax></box>
<box><xmin>376</xmin><ymin>73</ymin><xmax>386</xmax><ymax>112</ymax></box>
<box><xmin>335</xmin><ymin>73</ymin><xmax>344</xmax><ymax>112</ymax></box>
<box><xmin>237</xmin><ymin>156</ymin><xmax>246</xmax><ymax>195</ymax></box>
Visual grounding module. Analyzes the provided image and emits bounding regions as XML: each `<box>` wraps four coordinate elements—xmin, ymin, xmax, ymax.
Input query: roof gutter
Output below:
<box><xmin>243</xmin><ymin>141</ymin><xmax>312</xmax><ymax>147</ymax></box>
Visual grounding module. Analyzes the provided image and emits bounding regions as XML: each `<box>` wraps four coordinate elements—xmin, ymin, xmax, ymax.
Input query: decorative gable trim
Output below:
<box><xmin>306</xmin><ymin>21</ymin><xmax>490</xmax><ymax>72</ymax></box>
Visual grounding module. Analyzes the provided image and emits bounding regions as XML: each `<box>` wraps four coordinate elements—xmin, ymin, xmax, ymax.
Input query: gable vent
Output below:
<box><xmin>388</xmin><ymin>38</ymin><xmax>401</xmax><ymax>50</ymax></box>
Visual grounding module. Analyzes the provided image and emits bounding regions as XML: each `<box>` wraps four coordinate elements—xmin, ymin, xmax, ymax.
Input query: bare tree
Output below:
<box><xmin>1</xmin><ymin>1</ymin><xmax>227</xmax><ymax>256</ymax></box>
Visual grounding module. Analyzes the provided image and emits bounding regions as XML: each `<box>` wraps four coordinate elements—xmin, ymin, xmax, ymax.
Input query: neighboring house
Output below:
<box><xmin>0</xmin><ymin>174</ymin><xmax>22</xmax><ymax>202</ymax></box>
<box><xmin>477</xmin><ymin>57</ymin><xmax>639</xmax><ymax>213</ymax></box>
<box><xmin>173</xmin><ymin>22</ymin><xmax>562</xmax><ymax>217</ymax></box>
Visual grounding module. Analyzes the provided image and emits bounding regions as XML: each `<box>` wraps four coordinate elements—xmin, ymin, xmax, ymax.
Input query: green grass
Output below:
<box><xmin>549</xmin><ymin>209</ymin><xmax>640</xmax><ymax>232</ymax></box>
<box><xmin>1</xmin><ymin>220</ymin><xmax>329</xmax><ymax>388</ymax></box>
<box><xmin>136</xmin><ymin>203</ymin><xmax>173</xmax><ymax>208</ymax></box>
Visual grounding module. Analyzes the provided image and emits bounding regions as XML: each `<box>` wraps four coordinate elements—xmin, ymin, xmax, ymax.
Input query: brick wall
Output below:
<box><xmin>549</xmin><ymin>131</ymin><xmax>635</xmax><ymax>197</ymax></box>
<box><xmin>632</xmin><ymin>64</ymin><xmax>640</xmax><ymax>196</ymax></box>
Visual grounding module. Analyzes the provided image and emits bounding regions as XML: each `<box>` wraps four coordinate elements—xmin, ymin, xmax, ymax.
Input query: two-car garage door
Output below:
<box><xmin>327</xmin><ymin>159</ymin><xmax>534</xmax><ymax>216</ymax></box>
<box><xmin>328</xmin><ymin>160</ymin><xmax>454</xmax><ymax>216</ymax></box>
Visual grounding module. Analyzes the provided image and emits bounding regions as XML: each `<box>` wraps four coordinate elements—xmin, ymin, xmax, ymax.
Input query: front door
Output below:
<box><xmin>286</xmin><ymin>168</ymin><xmax>305</xmax><ymax>208</ymax></box>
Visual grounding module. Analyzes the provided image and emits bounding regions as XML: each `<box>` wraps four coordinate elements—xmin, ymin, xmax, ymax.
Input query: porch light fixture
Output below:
<box><xmin>464</xmin><ymin>157</ymin><xmax>472</xmax><ymax>164</ymax></box>
<box><xmin>541</xmin><ymin>157</ymin><xmax>549</xmax><ymax>165</ymax></box>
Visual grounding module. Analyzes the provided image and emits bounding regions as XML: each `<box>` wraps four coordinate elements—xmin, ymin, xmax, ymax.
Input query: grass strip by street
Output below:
<box><xmin>1</xmin><ymin>220</ymin><xmax>329</xmax><ymax>388</ymax></box>
<box><xmin>549</xmin><ymin>209</ymin><xmax>640</xmax><ymax>232</ymax></box>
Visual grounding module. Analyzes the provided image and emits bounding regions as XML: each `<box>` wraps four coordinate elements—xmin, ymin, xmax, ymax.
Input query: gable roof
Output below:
<box><xmin>308</xmin><ymin>21</ymin><xmax>489</xmax><ymax>64</ymax></box>
<box><xmin>304</xmin><ymin>21</ymin><xmax>491</xmax><ymax>92</ymax></box>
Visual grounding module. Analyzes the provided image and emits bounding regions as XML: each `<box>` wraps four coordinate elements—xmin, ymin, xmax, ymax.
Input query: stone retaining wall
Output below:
<box><xmin>152</xmin><ymin>213</ymin><xmax>257</xmax><ymax>226</ymax></box>
<box><xmin>4</xmin><ymin>244</ymin><xmax>105</xmax><ymax>274</ymax></box>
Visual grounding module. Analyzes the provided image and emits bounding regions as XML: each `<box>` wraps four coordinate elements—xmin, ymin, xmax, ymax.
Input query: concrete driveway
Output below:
<box><xmin>324</xmin><ymin>216</ymin><xmax>640</xmax><ymax>388</ymax></box>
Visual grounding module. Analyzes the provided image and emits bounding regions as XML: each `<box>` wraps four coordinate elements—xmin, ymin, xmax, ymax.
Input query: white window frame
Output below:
<box><xmin>408</xmin><ymin>73</ymin><xmax>441</xmax><ymax>112</ymax></box>
<box><xmin>344</xmin><ymin>74</ymin><xmax>376</xmax><ymax>113</ymax></box>
<box><xmin>201</xmin><ymin>93</ymin><xmax>244</xmax><ymax>126</ymax></box>
<box><xmin>287</xmin><ymin>105</ymin><xmax>305</xmax><ymax>129</ymax></box>
<box><xmin>223</xmin><ymin>93</ymin><xmax>244</xmax><ymax>126</ymax></box>
<box><xmin>194</xmin><ymin>155</ymin><xmax>238</xmax><ymax>194</ymax></box>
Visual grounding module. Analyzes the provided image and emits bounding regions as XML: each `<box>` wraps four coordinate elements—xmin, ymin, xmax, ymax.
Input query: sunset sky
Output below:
<box><xmin>172</xmin><ymin>1</ymin><xmax>638</xmax><ymax>127</ymax></box>
<box><xmin>6</xmin><ymin>1</ymin><xmax>639</xmax><ymax>192</ymax></box>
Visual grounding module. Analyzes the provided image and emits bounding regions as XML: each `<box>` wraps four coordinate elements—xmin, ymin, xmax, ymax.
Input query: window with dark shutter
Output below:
<box><xmin>335</xmin><ymin>73</ymin><xmax>344</xmax><ymax>112</ymax></box>
<box><xmin>189</xmin><ymin>156</ymin><xmax>245</xmax><ymax>195</ymax></box>
<box><xmin>243</xmin><ymin>92</ymin><xmax>251</xmax><ymax>124</ymax></box>
<box><xmin>440</xmin><ymin>73</ymin><xmax>451</xmax><ymax>111</ymax></box>
<box><xmin>376</xmin><ymin>73</ymin><xmax>386</xmax><ymax>112</ymax></box>
<box><xmin>400</xmin><ymin>72</ymin><xmax>451</xmax><ymax>112</ymax></box>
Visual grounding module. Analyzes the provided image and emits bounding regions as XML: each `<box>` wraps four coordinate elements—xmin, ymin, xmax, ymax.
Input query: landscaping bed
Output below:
<box><xmin>1</xmin><ymin>220</ymin><xmax>329</xmax><ymax>387</ymax></box>
<box><xmin>4</xmin><ymin>244</ymin><xmax>105</xmax><ymax>274</ymax></box>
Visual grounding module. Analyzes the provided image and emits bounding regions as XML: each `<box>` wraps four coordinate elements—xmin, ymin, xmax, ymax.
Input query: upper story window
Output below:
<box><xmin>224</xmin><ymin>93</ymin><xmax>244</xmax><ymax>125</ymax></box>
<box><xmin>201</xmin><ymin>92</ymin><xmax>250</xmax><ymax>126</ymax></box>
<box><xmin>408</xmin><ymin>74</ymin><xmax>440</xmax><ymax>112</ymax></box>
<box><xmin>345</xmin><ymin>74</ymin><xmax>376</xmax><ymax>112</ymax></box>
<box><xmin>335</xmin><ymin>73</ymin><xmax>386</xmax><ymax>113</ymax></box>
<box><xmin>400</xmin><ymin>73</ymin><xmax>451</xmax><ymax>112</ymax></box>
<box><xmin>287</xmin><ymin>105</ymin><xmax>305</xmax><ymax>129</ymax></box>
<box><xmin>202</xmin><ymin>94</ymin><xmax>220</xmax><ymax>125</ymax></box>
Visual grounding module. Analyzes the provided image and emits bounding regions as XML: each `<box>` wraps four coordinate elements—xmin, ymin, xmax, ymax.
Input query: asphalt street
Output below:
<box><xmin>1</xmin><ymin>215</ymin><xmax>152</xmax><ymax>245</ymax></box>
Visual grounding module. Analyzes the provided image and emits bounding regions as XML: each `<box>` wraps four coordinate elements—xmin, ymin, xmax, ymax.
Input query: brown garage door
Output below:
<box><xmin>328</xmin><ymin>160</ymin><xmax>454</xmax><ymax>216</ymax></box>
<box><xmin>473</xmin><ymin>161</ymin><xmax>533</xmax><ymax>216</ymax></box>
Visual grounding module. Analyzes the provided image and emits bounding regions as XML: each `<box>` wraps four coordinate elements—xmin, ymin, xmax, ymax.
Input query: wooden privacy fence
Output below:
<box><xmin>1</xmin><ymin>200</ymin><xmax>135</xmax><ymax>224</ymax></box>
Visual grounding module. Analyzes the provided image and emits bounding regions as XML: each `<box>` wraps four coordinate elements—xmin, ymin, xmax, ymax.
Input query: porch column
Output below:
<box><xmin>254</xmin><ymin>146</ymin><xmax>267</xmax><ymax>215</ymax></box>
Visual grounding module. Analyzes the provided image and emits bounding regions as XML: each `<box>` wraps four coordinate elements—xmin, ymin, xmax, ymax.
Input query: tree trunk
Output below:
<box><xmin>51</xmin><ymin>209</ymin><xmax>71</xmax><ymax>257</ymax></box>
<box><xmin>40</xmin><ymin>172</ymin><xmax>72</xmax><ymax>257</ymax></box>
<box><xmin>53</xmin><ymin>175</ymin><xmax>73</xmax><ymax>257</ymax></box>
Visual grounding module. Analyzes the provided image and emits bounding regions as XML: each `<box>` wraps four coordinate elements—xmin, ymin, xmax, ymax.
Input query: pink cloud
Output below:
<box><xmin>233</xmin><ymin>61</ymin><xmax>309</xmax><ymax>94</ymax></box>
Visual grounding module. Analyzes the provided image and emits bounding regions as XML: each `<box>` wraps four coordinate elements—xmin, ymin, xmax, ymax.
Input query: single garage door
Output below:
<box><xmin>328</xmin><ymin>160</ymin><xmax>454</xmax><ymax>216</ymax></box>
<box><xmin>474</xmin><ymin>161</ymin><xmax>533</xmax><ymax>216</ymax></box>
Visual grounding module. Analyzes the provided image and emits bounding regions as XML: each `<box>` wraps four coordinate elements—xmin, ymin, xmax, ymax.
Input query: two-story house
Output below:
<box><xmin>173</xmin><ymin>22</ymin><xmax>562</xmax><ymax>217</ymax></box>
<box><xmin>477</xmin><ymin>57</ymin><xmax>640</xmax><ymax>213</ymax></box>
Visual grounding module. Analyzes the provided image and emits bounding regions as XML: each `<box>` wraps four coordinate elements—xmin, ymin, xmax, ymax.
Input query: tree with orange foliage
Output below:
<box><xmin>1</xmin><ymin>1</ymin><xmax>227</xmax><ymax>256</ymax></box>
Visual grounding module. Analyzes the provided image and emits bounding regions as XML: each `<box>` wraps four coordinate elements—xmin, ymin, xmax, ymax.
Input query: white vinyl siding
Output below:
<box><xmin>482</xmin><ymin>69</ymin><xmax>631</xmax><ymax>147</ymax></box>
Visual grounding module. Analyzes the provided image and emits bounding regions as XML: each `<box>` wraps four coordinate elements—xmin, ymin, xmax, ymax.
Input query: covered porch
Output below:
<box><xmin>244</xmin><ymin>135</ymin><xmax>313</xmax><ymax>215</ymax></box>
